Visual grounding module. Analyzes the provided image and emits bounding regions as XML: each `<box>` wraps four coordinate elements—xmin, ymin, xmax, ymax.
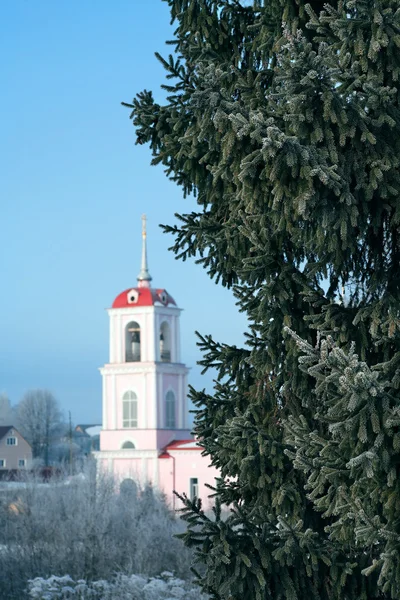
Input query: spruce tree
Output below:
<box><xmin>124</xmin><ymin>1</ymin><xmax>400</xmax><ymax>598</ymax></box>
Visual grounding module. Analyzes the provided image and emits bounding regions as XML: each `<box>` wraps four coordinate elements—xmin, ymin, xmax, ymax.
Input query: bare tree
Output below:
<box><xmin>0</xmin><ymin>464</ymin><xmax>195</xmax><ymax>599</ymax></box>
<box><xmin>0</xmin><ymin>392</ymin><xmax>13</xmax><ymax>425</ymax></box>
<box><xmin>16</xmin><ymin>389</ymin><xmax>62</xmax><ymax>465</ymax></box>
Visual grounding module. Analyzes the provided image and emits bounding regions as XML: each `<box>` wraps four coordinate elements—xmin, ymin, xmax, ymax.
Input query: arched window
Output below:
<box><xmin>120</xmin><ymin>478</ymin><xmax>137</xmax><ymax>499</ymax></box>
<box><xmin>122</xmin><ymin>391</ymin><xmax>138</xmax><ymax>428</ymax></box>
<box><xmin>165</xmin><ymin>391</ymin><xmax>176</xmax><ymax>428</ymax></box>
<box><xmin>160</xmin><ymin>322</ymin><xmax>171</xmax><ymax>362</ymax></box>
<box><xmin>121</xmin><ymin>441</ymin><xmax>135</xmax><ymax>449</ymax></box>
<box><xmin>125</xmin><ymin>322</ymin><xmax>140</xmax><ymax>362</ymax></box>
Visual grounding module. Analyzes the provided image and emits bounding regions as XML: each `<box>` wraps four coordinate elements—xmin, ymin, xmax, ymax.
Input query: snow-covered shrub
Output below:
<box><xmin>0</xmin><ymin>465</ymin><xmax>194</xmax><ymax>599</ymax></box>
<box><xmin>28</xmin><ymin>572</ymin><xmax>209</xmax><ymax>600</ymax></box>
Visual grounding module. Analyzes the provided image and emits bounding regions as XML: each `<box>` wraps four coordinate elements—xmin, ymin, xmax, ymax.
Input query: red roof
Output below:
<box><xmin>159</xmin><ymin>440</ymin><xmax>203</xmax><ymax>459</ymax></box>
<box><xmin>112</xmin><ymin>287</ymin><xmax>177</xmax><ymax>309</ymax></box>
<box><xmin>165</xmin><ymin>440</ymin><xmax>202</xmax><ymax>451</ymax></box>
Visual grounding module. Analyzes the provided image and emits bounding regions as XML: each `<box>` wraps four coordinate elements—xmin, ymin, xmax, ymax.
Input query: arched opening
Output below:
<box><xmin>125</xmin><ymin>321</ymin><xmax>141</xmax><ymax>362</ymax></box>
<box><xmin>120</xmin><ymin>478</ymin><xmax>138</xmax><ymax>500</ymax></box>
<box><xmin>122</xmin><ymin>391</ymin><xmax>138</xmax><ymax>428</ymax></box>
<box><xmin>121</xmin><ymin>441</ymin><xmax>135</xmax><ymax>449</ymax></box>
<box><xmin>160</xmin><ymin>321</ymin><xmax>171</xmax><ymax>362</ymax></box>
<box><xmin>165</xmin><ymin>390</ymin><xmax>176</xmax><ymax>428</ymax></box>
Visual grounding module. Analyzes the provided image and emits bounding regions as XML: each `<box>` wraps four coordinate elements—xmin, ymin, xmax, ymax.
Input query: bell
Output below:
<box><xmin>131</xmin><ymin>331</ymin><xmax>140</xmax><ymax>361</ymax></box>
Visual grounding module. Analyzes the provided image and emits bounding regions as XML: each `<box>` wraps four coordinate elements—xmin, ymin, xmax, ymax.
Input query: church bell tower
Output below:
<box><xmin>99</xmin><ymin>216</ymin><xmax>191</xmax><ymax>456</ymax></box>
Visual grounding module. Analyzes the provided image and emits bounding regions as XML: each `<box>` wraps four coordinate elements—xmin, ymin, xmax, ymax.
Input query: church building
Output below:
<box><xmin>94</xmin><ymin>217</ymin><xmax>219</xmax><ymax>507</ymax></box>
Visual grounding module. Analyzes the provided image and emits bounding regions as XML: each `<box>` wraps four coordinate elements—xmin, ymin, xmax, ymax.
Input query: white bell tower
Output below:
<box><xmin>99</xmin><ymin>216</ymin><xmax>191</xmax><ymax>455</ymax></box>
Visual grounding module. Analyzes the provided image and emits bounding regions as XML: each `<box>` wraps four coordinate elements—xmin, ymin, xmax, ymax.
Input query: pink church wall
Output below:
<box><xmin>100</xmin><ymin>430</ymin><xmax>158</xmax><ymax>451</ymax></box>
<box><xmin>155</xmin><ymin>428</ymin><xmax>190</xmax><ymax>447</ymax></box>
<box><xmin>97</xmin><ymin>450</ymin><xmax>219</xmax><ymax>509</ymax></box>
<box><xmin>103</xmin><ymin>370</ymin><xmax>188</xmax><ymax>434</ymax></box>
<box><xmin>113</xmin><ymin>457</ymin><xmax>151</xmax><ymax>483</ymax></box>
<box><xmin>100</xmin><ymin>428</ymin><xmax>191</xmax><ymax>451</ymax></box>
<box><xmin>170</xmin><ymin>450</ymin><xmax>220</xmax><ymax>510</ymax></box>
<box><xmin>158</xmin><ymin>456</ymin><xmax>174</xmax><ymax>500</ymax></box>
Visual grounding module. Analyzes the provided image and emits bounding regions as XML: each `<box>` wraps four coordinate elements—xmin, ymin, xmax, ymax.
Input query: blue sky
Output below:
<box><xmin>0</xmin><ymin>0</ymin><xmax>247</xmax><ymax>424</ymax></box>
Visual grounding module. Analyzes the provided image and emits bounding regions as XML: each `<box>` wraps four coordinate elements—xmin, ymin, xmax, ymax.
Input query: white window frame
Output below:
<box><xmin>18</xmin><ymin>459</ymin><xmax>25</xmax><ymax>467</ymax></box>
<box><xmin>165</xmin><ymin>390</ymin><xmax>176</xmax><ymax>428</ymax></box>
<box><xmin>122</xmin><ymin>391</ymin><xmax>138</xmax><ymax>428</ymax></box>
<box><xmin>0</xmin><ymin>459</ymin><xmax>6</xmax><ymax>468</ymax></box>
<box><xmin>6</xmin><ymin>437</ymin><xmax>17</xmax><ymax>446</ymax></box>
<box><xmin>189</xmin><ymin>477</ymin><xmax>199</xmax><ymax>500</ymax></box>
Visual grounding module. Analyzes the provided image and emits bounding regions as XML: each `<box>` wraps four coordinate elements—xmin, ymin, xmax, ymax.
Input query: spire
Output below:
<box><xmin>137</xmin><ymin>214</ymin><xmax>152</xmax><ymax>287</ymax></box>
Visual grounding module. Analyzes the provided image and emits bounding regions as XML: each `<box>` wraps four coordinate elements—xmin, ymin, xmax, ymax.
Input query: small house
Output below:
<box><xmin>0</xmin><ymin>426</ymin><xmax>32</xmax><ymax>470</ymax></box>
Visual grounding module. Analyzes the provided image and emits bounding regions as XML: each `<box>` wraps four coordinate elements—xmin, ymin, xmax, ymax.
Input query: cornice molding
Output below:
<box><xmin>93</xmin><ymin>449</ymin><xmax>160</xmax><ymax>460</ymax></box>
<box><xmin>100</xmin><ymin>428</ymin><xmax>192</xmax><ymax>433</ymax></box>
<box><xmin>99</xmin><ymin>363</ymin><xmax>190</xmax><ymax>376</ymax></box>
<box><xmin>107</xmin><ymin>306</ymin><xmax>182</xmax><ymax>317</ymax></box>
